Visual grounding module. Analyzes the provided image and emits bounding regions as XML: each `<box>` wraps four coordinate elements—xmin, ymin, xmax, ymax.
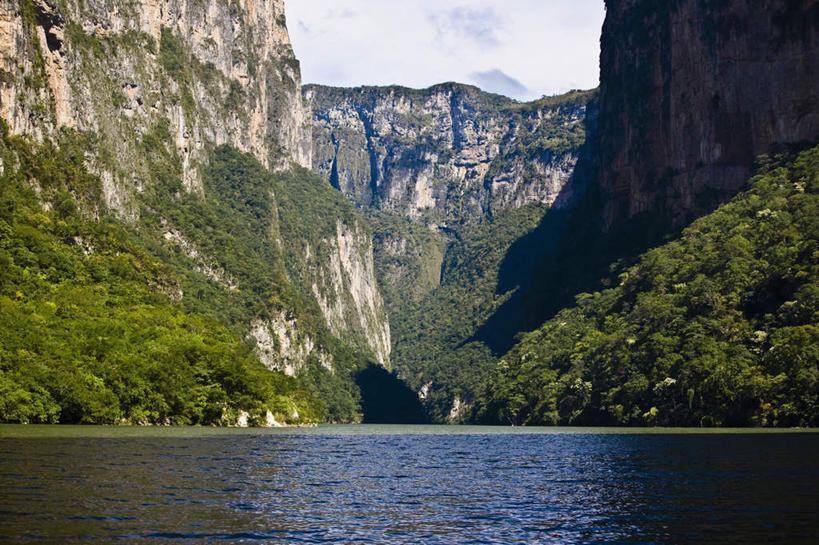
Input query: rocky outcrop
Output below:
<box><xmin>300</xmin><ymin>219</ymin><xmax>391</xmax><ymax>365</ymax></box>
<box><xmin>306</xmin><ymin>83</ymin><xmax>596</xmax><ymax>227</ymax></box>
<box><xmin>250</xmin><ymin>316</ymin><xmax>333</xmax><ymax>377</ymax></box>
<box><xmin>597</xmin><ymin>0</ymin><xmax>819</xmax><ymax>229</ymax></box>
<box><xmin>1</xmin><ymin>0</ymin><xmax>390</xmax><ymax>378</ymax></box>
<box><xmin>0</xmin><ymin>0</ymin><xmax>311</xmax><ymax>211</ymax></box>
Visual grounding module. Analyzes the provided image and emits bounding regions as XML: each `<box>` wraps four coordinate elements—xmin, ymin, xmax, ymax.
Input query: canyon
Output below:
<box><xmin>0</xmin><ymin>0</ymin><xmax>816</xmax><ymax>425</ymax></box>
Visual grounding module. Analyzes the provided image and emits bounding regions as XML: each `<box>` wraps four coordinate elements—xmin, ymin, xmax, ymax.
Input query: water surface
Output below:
<box><xmin>1</xmin><ymin>425</ymin><xmax>818</xmax><ymax>543</ymax></box>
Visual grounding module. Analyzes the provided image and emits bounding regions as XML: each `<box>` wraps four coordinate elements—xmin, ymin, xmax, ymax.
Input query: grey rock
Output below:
<box><xmin>305</xmin><ymin>83</ymin><xmax>596</xmax><ymax>228</ymax></box>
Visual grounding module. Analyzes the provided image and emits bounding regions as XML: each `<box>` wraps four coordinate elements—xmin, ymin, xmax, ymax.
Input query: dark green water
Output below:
<box><xmin>1</xmin><ymin>425</ymin><xmax>818</xmax><ymax>543</ymax></box>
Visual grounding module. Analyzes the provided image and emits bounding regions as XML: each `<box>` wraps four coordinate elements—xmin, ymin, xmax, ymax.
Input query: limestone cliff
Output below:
<box><xmin>597</xmin><ymin>0</ymin><xmax>819</xmax><ymax>229</ymax></box>
<box><xmin>1</xmin><ymin>0</ymin><xmax>312</xmax><ymax>206</ymax></box>
<box><xmin>300</xmin><ymin>220</ymin><xmax>391</xmax><ymax>366</ymax></box>
<box><xmin>0</xmin><ymin>0</ymin><xmax>390</xmax><ymax>377</ymax></box>
<box><xmin>306</xmin><ymin>83</ymin><xmax>596</xmax><ymax>228</ymax></box>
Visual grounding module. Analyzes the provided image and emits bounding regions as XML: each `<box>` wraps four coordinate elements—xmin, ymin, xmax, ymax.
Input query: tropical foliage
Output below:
<box><xmin>389</xmin><ymin>204</ymin><xmax>557</xmax><ymax>421</ymax></box>
<box><xmin>478</xmin><ymin>145</ymin><xmax>819</xmax><ymax>427</ymax></box>
<box><xmin>0</xmin><ymin>125</ymin><xmax>317</xmax><ymax>424</ymax></box>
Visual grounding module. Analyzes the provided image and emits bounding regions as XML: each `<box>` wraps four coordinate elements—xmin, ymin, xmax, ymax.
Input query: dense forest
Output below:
<box><xmin>477</xmin><ymin>146</ymin><xmax>819</xmax><ymax>427</ymax></box>
<box><xmin>0</xmin><ymin>123</ymin><xmax>383</xmax><ymax>424</ymax></box>
<box><xmin>389</xmin><ymin>203</ymin><xmax>564</xmax><ymax>422</ymax></box>
<box><xmin>0</xmin><ymin>125</ymin><xmax>308</xmax><ymax>424</ymax></box>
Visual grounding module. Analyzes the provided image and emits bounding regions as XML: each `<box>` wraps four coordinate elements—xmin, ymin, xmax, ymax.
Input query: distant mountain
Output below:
<box><xmin>305</xmin><ymin>0</ymin><xmax>819</xmax><ymax>425</ymax></box>
<box><xmin>305</xmin><ymin>83</ymin><xmax>594</xmax><ymax>226</ymax></box>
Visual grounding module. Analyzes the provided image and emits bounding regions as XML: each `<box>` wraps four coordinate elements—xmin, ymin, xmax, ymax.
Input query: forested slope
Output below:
<box><xmin>0</xmin><ymin>121</ymin><xmax>389</xmax><ymax>424</ymax></box>
<box><xmin>479</xmin><ymin>146</ymin><xmax>819</xmax><ymax>427</ymax></box>
<box><xmin>0</xmin><ymin>126</ymin><xmax>320</xmax><ymax>424</ymax></box>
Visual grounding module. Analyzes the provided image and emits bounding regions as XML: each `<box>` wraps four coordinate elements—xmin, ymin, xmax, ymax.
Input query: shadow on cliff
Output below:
<box><xmin>471</xmin><ymin>114</ymin><xmax>679</xmax><ymax>357</ymax></box>
<box><xmin>355</xmin><ymin>364</ymin><xmax>426</xmax><ymax>424</ymax></box>
<box><xmin>478</xmin><ymin>145</ymin><xmax>819</xmax><ymax>357</ymax></box>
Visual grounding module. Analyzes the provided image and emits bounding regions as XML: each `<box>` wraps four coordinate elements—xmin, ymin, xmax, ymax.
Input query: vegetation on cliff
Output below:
<box><xmin>0</xmin><ymin>125</ymin><xmax>320</xmax><ymax>424</ymax></box>
<box><xmin>308</xmin><ymin>83</ymin><xmax>595</xmax><ymax>226</ymax></box>
<box><xmin>0</xmin><ymin>121</ymin><xmax>383</xmax><ymax>424</ymax></box>
<box><xmin>479</xmin><ymin>145</ymin><xmax>819</xmax><ymax>427</ymax></box>
<box><xmin>135</xmin><ymin>144</ymin><xmax>375</xmax><ymax>422</ymax></box>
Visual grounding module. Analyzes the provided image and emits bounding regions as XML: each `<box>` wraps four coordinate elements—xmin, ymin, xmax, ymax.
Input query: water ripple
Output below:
<box><xmin>0</xmin><ymin>428</ymin><xmax>818</xmax><ymax>543</ymax></box>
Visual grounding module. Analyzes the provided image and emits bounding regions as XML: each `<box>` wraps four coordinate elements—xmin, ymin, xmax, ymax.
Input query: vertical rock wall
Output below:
<box><xmin>597</xmin><ymin>0</ymin><xmax>819</xmax><ymax>228</ymax></box>
<box><xmin>306</xmin><ymin>83</ymin><xmax>595</xmax><ymax>228</ymax></box>
<box><xmin>0</xmin><ymin>0</ymin><xmax>311</xmax><ymax>208</ymax></box>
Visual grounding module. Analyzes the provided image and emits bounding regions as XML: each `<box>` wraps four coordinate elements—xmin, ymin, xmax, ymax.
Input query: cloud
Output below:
<box><xmin>469</xmin><ymin>69</ymin><xmax>529</xmax><ymax>99</ymax></box>
<box><xmin>323</xmin><ymin>8</ymin><xmax>356</xmax><ymax>20</ymax></box>
<box><xmin>429</xmin><ymin>7</ymin><xmax>504</xmax><ymax>49</ymax></box>
<box><xmin>286</xmin><ymin>0</ymin><xmax>605</xmax><ymax>101</ymax></box>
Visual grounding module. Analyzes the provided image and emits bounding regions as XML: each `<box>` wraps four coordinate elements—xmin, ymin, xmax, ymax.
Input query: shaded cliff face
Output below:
<box><xmin>598</xmin><ymin>0</ymin><xmax>819</xmax><ymax>228</ymax></box>
<box><xmin>306</xmin><ymin>83</ymin><xmax>595</xmax><ymax>227</ymax></box>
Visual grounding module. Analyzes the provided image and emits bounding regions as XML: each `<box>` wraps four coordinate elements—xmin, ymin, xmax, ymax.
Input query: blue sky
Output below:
<box><xmin>285</xmin><ymin>1</ymin><xmax>606</xmax><ymax>101</ymax></box>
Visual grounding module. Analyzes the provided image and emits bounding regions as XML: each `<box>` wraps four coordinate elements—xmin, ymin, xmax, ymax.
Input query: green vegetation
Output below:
<box><xmin>0</xmin><ymin>112</ymin><xmax>382</xmax><ymax>425</ymax></box>
<box><xmin>366</xmin><ymin>209</ymin><xmax>447</xmax><ymax>312</ymax></box>
<box><xmin>133</xmin><ymin>145</ymin><xmax>377</xmax><ymax>423</ymax></box>
<box><xmin>19</xmin><ymin>0</ymin><xmax>49</xmax><ymax>93</ymax></box>
<box><xmin>159</xmin><ymin>27</ymin><xmax>196</xmax><ymax>117</ymax></box>
<box><xmin>390</xmin><ymin>204</ymin><xmax>557</xmax><ymax>421</ymax></box>
<box><xmin>0</xmin><ymin>125</ymin><xmax>315</xmax><ymax>425</ymax></box>
<box><xmin>478</xmin><ymin>145</ymin><xmax>819</xmax><ymax>427</ymax></box>
<box><xmin>491</xmin><ymin>90</ymin><xmax>596</xmax><ymax>173</ymax></box>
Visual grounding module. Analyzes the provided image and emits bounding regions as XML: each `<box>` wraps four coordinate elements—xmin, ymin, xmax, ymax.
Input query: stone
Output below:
<box><xmin>597</xmin><ymin>0</ymin><xmax>819</xmax><ymax>229</ymax></box>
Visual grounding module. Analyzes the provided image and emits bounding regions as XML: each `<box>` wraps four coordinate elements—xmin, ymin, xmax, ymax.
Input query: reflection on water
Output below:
<box><xmin>0</xmin><ymin>426</ymin><xmax>818</xmax><ymax>544</ymax></box>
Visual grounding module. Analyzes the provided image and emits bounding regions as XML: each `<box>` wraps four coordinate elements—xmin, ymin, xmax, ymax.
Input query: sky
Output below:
<box><xmin>284</xmin><ymin>1</ymin><xmax>606</xmax><ymax>102</ymax></box>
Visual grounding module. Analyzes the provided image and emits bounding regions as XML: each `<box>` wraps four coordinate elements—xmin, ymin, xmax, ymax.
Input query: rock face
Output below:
<box><xmin>306</xmin><ymin>83</ymin><xmax>596</xmax><ymax>227</ymax></box>
<box><xmin>0</xmin><ymin>0</ymin><xmax>390</xmax><ymax>371</ymax></box>
<box><xmin>300</xmin><ymin>219</ymin><xmax>391</xmax><ymax>366</ymax></box>
<box><xmin>250</xmin><ymin>315</ymin><xmax>332</xmax><ymax>377</ymax></box>
<box><xmin>0</xmin><ymin>0</ymin><xmax>311</xmax><ymax>209</ymax></box>
<box><xmin>597</xmin><ymin>0</ymin><xmax>819</xmax><ymax>229</ymax></box>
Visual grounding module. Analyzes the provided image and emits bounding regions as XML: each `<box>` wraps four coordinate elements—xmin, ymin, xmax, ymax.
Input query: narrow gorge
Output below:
<box><xmin>303</xmin><ymin>0</ymin><xmax>819</xmax><ymax>424</ymax></box>
<box><xmin>305</xmin><ymin>83</ymin><xmax>597</xmax><ymax>420</ymax></box>
<box><xmin>0</xmin><ymin>0</ymin><xmax>816</xmax><ymax>427</ymax></box>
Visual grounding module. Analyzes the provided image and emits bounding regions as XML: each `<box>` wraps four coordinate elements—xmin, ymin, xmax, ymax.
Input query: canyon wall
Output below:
<box><xmin>0</xmin><ymin>0</ymin><xmax>312</xmax><ymax>203</ymax></box>
<box><xmin>597</xmin><ymin>0</ymin><xmax>819</xmax><ymax>228</ymax></box>
<box><xmin>306</xmin><ymin>83</ymin><xmax>596</xmax><ymax>228</ymax></box>
<box><xmin>0</xmin><ymin>0</ymin><xmax>390</xmax><ymax>371</ymax></box>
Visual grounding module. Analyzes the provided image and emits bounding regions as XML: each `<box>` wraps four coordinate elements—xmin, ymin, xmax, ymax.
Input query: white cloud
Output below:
<box><xmin>429</xmin><ymin>7</ymin><xmax>505</xmax><ymax>49</ymax></box>
<box><xmin>285</xmin><ymin>0</ymin><xmax>605</xmax><ymax>101</ymax></box>
<box><xmin>470</xmin><ymin>69</ymin><xmax>529</xmax><ymax>98</ymax></box>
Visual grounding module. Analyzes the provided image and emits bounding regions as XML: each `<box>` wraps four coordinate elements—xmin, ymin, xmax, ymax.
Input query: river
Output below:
<box><xmin>1</xmin><ymin>425</ymin><xmax>818</xmax><ymax>543</ymax></box>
